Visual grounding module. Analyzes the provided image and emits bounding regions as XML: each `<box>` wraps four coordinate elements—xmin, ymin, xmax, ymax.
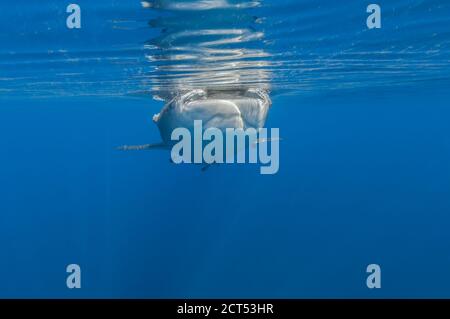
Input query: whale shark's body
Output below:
<box><xmin>120</xmin><ymin>88</ymin><xmax>271</xmax><ymax>151</ymax></box>
<box><xmin>120</xmin><ymin>0</ymin><xmax>275</xmax><ymax>166</ymax></box>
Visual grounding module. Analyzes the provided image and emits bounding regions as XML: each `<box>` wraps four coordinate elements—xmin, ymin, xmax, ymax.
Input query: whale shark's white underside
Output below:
<box><xmin>153</xmin><ymin>88</ymin><xmax>271</xmax><ymax>144</ymax></box>
<box><xmin>118</xmin><ymin>88</ymin><xmax>272</xmax><ymax>152</ymax></box>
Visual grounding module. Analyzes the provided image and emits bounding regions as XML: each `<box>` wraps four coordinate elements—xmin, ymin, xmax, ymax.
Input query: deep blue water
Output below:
<box><xmin>1</xmin><ymin>0</ymin><xmax>450</xmax><ymax>298</ymax></box>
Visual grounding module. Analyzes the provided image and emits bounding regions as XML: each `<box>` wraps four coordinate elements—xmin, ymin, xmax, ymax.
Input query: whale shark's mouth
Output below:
<box><xmin>152</xmin><ymin>88</ymin><xmax>271</xmax><ymax>144</ymax></box>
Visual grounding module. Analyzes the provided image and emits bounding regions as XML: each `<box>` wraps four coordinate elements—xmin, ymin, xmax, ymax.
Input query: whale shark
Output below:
<box><xmin>119</xmin><ymin>87</ymin><xmax>272</xmax><ymax>150</ymax></box>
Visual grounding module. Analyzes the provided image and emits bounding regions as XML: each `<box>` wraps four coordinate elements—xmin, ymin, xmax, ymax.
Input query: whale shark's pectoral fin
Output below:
<box><xmin>117</xmin><ymin>143</ymin><xmax>168</xmax><ymax>151</ymax></box>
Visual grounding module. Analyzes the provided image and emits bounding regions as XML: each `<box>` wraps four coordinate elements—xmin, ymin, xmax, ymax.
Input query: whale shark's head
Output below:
<box><xmin>153</xmin><ymin>88</ymin><xmax>271</xmax><ymax>144</ymax></box>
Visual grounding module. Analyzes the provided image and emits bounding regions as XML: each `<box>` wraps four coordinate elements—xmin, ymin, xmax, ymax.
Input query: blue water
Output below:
<box><xmin>1</xmin><ymin>0</ymin><xmax>450</xmax><ymax>298</ymax></box>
